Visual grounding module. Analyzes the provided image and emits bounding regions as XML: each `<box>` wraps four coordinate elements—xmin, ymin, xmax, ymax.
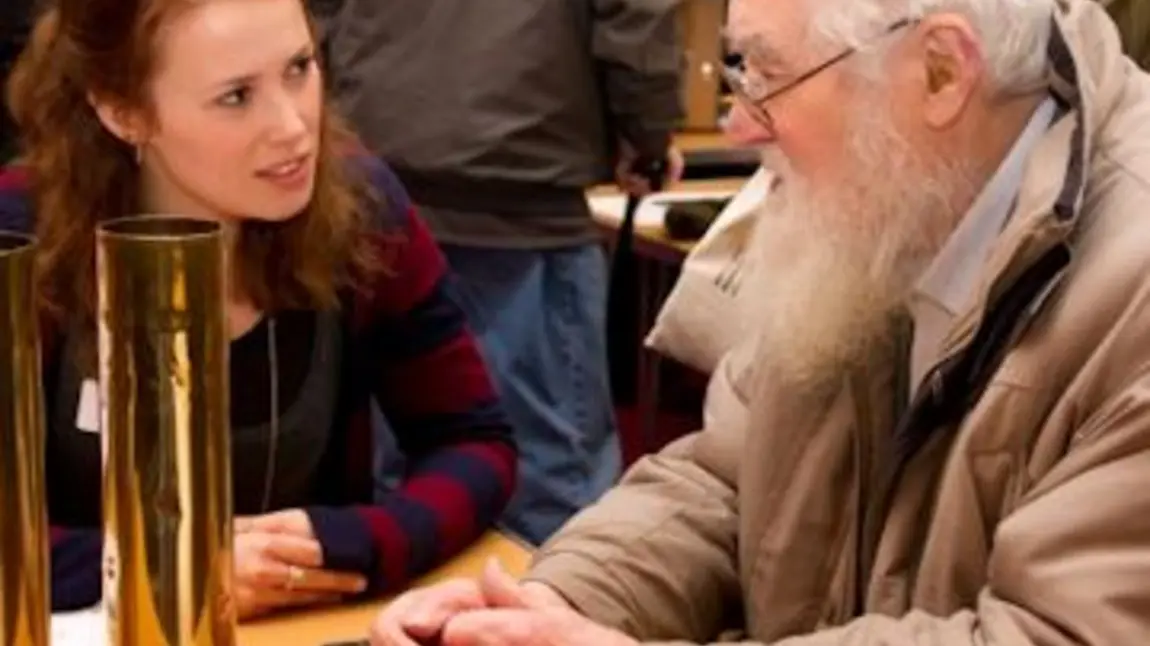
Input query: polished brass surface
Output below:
<box><xmin>0</xmin><ymin>232</ymin><xmax>49</xmax><ymax>646</ymax></box>
<box><xmin>97</xmin><ymin>217</ymin><xmax>234</xmax><ymax>646</ymax></box>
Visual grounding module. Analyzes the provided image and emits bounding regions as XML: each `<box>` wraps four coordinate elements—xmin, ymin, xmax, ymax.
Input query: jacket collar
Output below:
<box><xmin>913</xmin><ymin>96</ymin><xmax>1056</xmax><ymax>320</ymax></box>
<box><xmin>884</xmin><ymin>0</ymin><xmax>1133</xmax><ymax>472</ymax></box>
<box><xmin>936</xmin><ymin>0</ymin><xmax>1125</xmax><ymax>358</ymax></box>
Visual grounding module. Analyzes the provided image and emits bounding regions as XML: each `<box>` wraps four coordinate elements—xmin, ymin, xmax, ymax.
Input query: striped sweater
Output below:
<box><xmin>0</xmin><ymin>158</ymin><xmax>518</xmax><ymax>610</ymax></box>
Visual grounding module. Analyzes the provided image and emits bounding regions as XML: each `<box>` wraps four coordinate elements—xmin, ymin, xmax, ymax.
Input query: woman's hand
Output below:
<box><xmin>232</xmin><ymin>527</ymin><xmax>367</xmax><ymax>620</ymax></box>
<box><xmin>236</xmin><ymin>509</ymin><xmax>315</xmax><ymax>539</ymax></box>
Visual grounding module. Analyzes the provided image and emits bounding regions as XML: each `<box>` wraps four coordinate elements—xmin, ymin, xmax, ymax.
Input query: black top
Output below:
<box><xmin>47</xmin><ymin>310</ymin><xmax>343</xmax><ymax>526</ymax></box>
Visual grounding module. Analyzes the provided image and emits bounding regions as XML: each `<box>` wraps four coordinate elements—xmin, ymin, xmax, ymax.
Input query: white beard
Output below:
<box><xmin>741</xmin><ymin>104</ymin><xmax>976</xmax><ymax>393</ymax></box>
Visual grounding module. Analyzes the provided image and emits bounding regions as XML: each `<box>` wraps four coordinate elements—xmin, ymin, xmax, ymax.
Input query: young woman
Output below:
<box><xmin>0</xmin><ymin>0</ymin><xmax>517</xmax><ymax>620</ymax></box>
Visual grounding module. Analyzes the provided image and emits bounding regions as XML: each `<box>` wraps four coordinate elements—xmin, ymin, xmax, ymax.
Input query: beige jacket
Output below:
<box><xmin>526</xmin><ymin>2</ymin><xmax>1150</xmax><ymax>645</ymax></box>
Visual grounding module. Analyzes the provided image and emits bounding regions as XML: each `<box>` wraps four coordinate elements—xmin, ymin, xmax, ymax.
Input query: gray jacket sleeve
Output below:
<box><xmin>592</xmin><ymin>0</ymin><xmax>685</xmax><ymax>159</ymax></box>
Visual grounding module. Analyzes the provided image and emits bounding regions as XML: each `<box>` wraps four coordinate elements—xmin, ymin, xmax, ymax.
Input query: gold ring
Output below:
<box><xmin>285</xmin><ymin>565</ymin><xmax>304</xmax><ymax>591</ymax></box>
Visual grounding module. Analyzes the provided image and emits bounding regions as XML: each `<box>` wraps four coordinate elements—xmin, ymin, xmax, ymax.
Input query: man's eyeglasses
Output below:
<box><xmin>722</xmin><ymin>18</ymin><xmax>915</xmax><ymax>130</ymax></box>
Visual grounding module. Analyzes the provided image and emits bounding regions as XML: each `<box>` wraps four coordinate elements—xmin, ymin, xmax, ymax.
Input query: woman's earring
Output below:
<box><xmin>134</xmin><ymin>145</ymin><xmax>143</xmax><ymax>165</ymax></box>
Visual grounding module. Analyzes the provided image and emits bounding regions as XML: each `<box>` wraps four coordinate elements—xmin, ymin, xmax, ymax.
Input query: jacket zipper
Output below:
<box><xmin>843</xmin><ymin>373</ymin><xmax>868</xmax><ymax>623</ymax></box>
<box><xmin>852</xmin><ymin>246</ymin><xmax>1070</xmax><ymax>615</ymax></box>
<box><xmin>854</xmin><ymin>317</ymin><xmax>915</xmax><ymax>615</ymax></box>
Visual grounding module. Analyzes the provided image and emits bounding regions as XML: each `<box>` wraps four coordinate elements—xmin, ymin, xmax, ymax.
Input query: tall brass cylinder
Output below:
<box><xmin>97</xmin><ymin>216</ymin><xmax>234</xmax><ymax>646</ymax></box>
<box><xmin>0</xmin><ymin>232</ymin><xmax>48</xmax><ymax>646</ymax></box>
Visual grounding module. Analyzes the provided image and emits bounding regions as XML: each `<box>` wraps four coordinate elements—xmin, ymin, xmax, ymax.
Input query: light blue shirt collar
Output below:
<box><xmin>908</xmin><ymin>96</ymin><xmax>1056</xmax><ymax>392</ymax></box>
<box><xmin>913</xmin><ymin>96</ymin><xmax>1058</xmax><ymax>317</ymax></box>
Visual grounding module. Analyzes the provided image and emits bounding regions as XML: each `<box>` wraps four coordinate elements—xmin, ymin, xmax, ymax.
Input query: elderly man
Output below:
<box><xmin>369</xmin><ymin>0</ymin><xmax>1150</xmax><ymax>644</ymax></box>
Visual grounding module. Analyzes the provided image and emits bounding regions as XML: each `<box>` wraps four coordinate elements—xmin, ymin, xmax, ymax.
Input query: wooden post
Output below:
<box><xmin>679</xmin><ymin>0</ymin><xmax>727</xmax><ymax>131</ymax></box>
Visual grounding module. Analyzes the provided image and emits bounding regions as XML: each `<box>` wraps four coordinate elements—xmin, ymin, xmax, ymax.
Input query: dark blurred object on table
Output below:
<box><xmin>664</xmin><ymin>198</ymin><xmax>730</xmax><ymax>240</ymax></box>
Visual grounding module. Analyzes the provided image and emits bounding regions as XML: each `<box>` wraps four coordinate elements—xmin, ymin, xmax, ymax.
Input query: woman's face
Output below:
<box><xmin>137</xmin><ymin>0</ymin><xmax>322</xmax><ymax>222</ymax></box>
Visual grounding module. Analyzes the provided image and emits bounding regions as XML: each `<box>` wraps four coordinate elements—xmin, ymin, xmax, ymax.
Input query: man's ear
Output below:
<box><xmin>86</xmin><ymin>92</ymin><xmax>147</xmax><ymax>146</ymax></box>
<box><xmin>916</xmin><ymin>13</ymin><xmax>983</xmax><ymax>130</ymax></box>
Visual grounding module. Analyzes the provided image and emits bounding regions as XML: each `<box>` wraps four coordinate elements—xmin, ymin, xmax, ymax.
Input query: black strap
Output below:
<box><xmin>606</xmin><ymin>157</ymin><xmax>667</xmax><ymax>403</ymax></box>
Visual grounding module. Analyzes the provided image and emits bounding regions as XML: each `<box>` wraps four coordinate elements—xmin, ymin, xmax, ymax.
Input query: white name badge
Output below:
<box><xmin>76</xmin><ymin>379</ymin><xmax>100</xmax><ymax>434</ymax></box>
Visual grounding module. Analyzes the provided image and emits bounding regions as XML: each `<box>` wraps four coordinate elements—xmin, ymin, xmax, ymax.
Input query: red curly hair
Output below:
<box><xmin>6</xmin><ymin>0</ymin><xmax>380</xmax><ymax>328</ymax></box>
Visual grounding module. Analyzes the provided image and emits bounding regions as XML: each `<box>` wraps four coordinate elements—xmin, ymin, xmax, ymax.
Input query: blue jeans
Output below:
<box><xmin>440</xmin><ymin>243</ymin><xmax>622</xmax><ymax>544</ymax></box>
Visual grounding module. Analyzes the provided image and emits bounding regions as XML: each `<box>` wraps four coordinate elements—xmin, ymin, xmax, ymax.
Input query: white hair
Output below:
<box><xmin>743</xmin><ymin>95</ymin><xmax>977</xmax><ymax>392</ymax></box>
<box><xmin>809</xmin><ymin>0</ymin><xmax>1054</xmax><ymax>93</ymax></box>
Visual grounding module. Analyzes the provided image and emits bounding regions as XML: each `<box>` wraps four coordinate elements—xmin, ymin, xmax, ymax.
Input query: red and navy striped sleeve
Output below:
<box><xmin>305</xmin><ymin>159</ymin><xmax>517</xmax><ymax>593</ymax></box>
<box><xmin>0</xmin><ymin>165</ymin><xmax>30</xmax><ymax>232</ymax></box>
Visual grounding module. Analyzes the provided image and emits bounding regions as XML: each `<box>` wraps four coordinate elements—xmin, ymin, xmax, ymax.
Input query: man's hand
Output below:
<box><xmin>368</xmin><ymin>578</ymin><xmax>487</xmax><ymax>646</ymax></box>
<box><xmin>436</xmin><ymin>562</ymin><xmax>639</xmax><ymax>646</ymax></box>
<box><xmin>615</xmin><ymin>141</ymin><xmax>685</xmax><ymax>196</ymax></box>
<box><xmin>440</xmin><ymin>607</ymin><xmax>640</xmax><ymax>646</ymax></box>
<box><xmin>368</xmin><ymin>560</ymin><xmax>573</xmax><ymax>646</ymax></box>
<box><xmin>233</xmin><ymin>531</ymin><xmax>366</xmax><ymax>620</ymax></box>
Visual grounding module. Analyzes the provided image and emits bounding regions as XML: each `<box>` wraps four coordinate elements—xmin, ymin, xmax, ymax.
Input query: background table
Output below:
<box><xmin>239</xmin><ymin>532</ymin><xmax>532</xmax><ymax>646</ymax></box>
<box><xmin>588</xmin><ymin>177</ymin><xmax>747</xmax><ymax>260</ymax></box>
<box><xmin>675</xmin><ymin>132</ymin><xmax>759</xmax><ymax>178</ymax></box>
<box><xmin>590</xmin><ymin>178</ymin><xmax>748</xmax><ymax>460</ymax></box>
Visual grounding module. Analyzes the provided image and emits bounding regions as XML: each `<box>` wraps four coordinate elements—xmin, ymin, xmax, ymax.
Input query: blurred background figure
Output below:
<box><xmin>0</xmin><ymin>0</ymin><xmax>36</xmax><ymax>161</ymax></box>
<box><xmin>321</xmin><ymin>0</ymin><xmax>685</xmax><ymax>544</ymax></box>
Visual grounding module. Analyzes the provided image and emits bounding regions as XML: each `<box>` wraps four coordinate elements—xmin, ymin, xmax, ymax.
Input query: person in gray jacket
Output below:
<box><xmin>320</xmin><ymin>0</ymin><xmax>685</xmax><ymax>544</ymax></box>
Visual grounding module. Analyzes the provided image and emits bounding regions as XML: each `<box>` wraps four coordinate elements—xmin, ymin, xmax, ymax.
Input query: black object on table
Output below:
<box><xmin>681</xmin><ymin>146</ymin><xmax>760</xmax><ymax>180</ymax></box>
<box><xmin>663</xmin><ymin>198</ymin><xmax>730</xmax><ymax>240</ymax></box>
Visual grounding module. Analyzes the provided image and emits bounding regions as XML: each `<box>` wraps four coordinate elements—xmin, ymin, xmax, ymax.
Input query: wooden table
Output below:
<box><xmin>239</xmin><ymin>532</ymin><xmax>533</xmax><ymax>646</ymax></box>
